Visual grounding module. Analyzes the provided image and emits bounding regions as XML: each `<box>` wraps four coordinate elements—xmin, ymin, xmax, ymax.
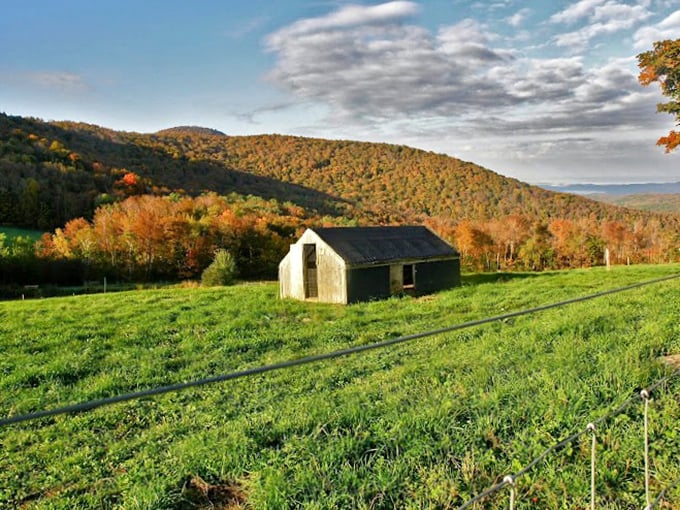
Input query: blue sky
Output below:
<box><xmin>1</xmin><ymin>0</ymin><xmax>678</xmax><ymax>184</ymax></box>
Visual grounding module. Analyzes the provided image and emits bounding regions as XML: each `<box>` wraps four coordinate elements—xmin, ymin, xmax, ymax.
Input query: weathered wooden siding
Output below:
<box><xmin>279</xmin><ymin>230</ymin><xmax>347</xmax><ymax>303</ymax></box>
<box><xmin>316</xmin><ymin>241</ymin><xmax>346</xmax><ymax>303</ymax></box>
<box><xmin>389</xmin><ymin>265</ymin><xmax>403</xmax><ymax>294</ymax></box>
<box><xmin>279</xmin><ymin>243</ymin><xmax>305</xmax><ymax>299</ymax></box>
<box><xmin>347</xmin><ymin>266</ymin><xmax>391</xmax><ymax>303</ymax></box>
<box><xmin>413</xmin><ymin>259</ymin><xmax>460</xmax><ymax>295</ymax></box>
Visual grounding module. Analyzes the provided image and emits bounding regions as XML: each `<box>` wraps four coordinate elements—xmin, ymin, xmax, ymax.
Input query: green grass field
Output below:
<box><xmin>0</xmin><ymin>226</ymin><xmax>44</xmax><ymax>242</ymax></box>
<box><xmin>0</xmin><ymin>265</ymin><xmax>679</xmax><ymax>509</ymax></box>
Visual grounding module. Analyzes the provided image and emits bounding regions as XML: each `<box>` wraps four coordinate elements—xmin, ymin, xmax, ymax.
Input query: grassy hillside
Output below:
<box><xmin>0</xmin><ymin>226</ymin><xmax>44</xmax><ymax>242</ymax></box>
<box><xmin>1</xmin><ymin>113</ymin><xmax>674</xmax><ymax>230</ymax></box>
<box><xmin>0</xmin><ymin>266</ymin><xmax>679</xmax><ymax>508</ymax></box>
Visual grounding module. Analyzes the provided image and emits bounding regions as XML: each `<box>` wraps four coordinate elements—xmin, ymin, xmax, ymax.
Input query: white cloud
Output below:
<box><xmin>550</xmin><ymin>0</ymin><xmax>608</xmax><ymax>24</ymax></box>
<box><xmin>266</xmin><ymin>12</ymin><xmax>517</xmax><ymax>121</ymax></box>
<box><xmin>267</xmin><ymin>1</ymin><xmax>419</xmax><ymax>47</ymax></box>
<box><xmin>634</xmin><ymin>9</ymin><xmax>680</xmax><ymax>49</ymax></box>
<box><xmin>261</xmin><ymin>0</ymin><xmax>675</xmax><ymax>184</ymax></box>
<box><xmin>654</xmin><ymin>0</ymin><xmax>680</xmax><ymax>8</ymax></box>
<box><xmin>551</xmin><ymin>1</ymin><xmax>652</xmax><ymax>48</ymax></box>
<box><xmin>506</xmin><ymin>8</ymin><xmax>531</xmax><ymax>27</ymax></box>
<box><xmin>501</xmin><ymin>57</ymin><xmax>585</xmax><ymax>102</ymax></box>
<box><xmin>591</xmin><ymin>1</ymin><xmax>650</xmax><ymax>23</ymax></box>
<box><xmin>21</xmin><ymin>71</ymin><xmax>91</xmax><ymax>92</ymax></box>
<box><xmin>265</xmin><ymin>2</ymin><xmax>657</xmax><ymax>129</ymax></box>
<box><xmin>555</xmin><ymin>18</ymin><xmax>645</xmax><ymax>48</ymax></box>
<box><xmin>437</xmin><ymin>19</ymin><xmax>511</xmax><ymax>61</ymax></box>
<box><xmin>470</xmin><ymin>1</ymin><xmax>513</xmax><ymax>12</ymax></box>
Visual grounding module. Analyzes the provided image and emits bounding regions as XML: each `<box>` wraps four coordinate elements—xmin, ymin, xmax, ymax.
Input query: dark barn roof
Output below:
<box><xmin>312</xmin><ymin>226</ymin><xmax>458</xmax><ymax>267</ymax></box>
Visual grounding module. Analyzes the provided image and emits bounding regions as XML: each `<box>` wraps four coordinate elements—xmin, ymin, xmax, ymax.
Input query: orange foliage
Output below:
<box><xmin>657</xmin><ymin>131</ymin><xmax>680</xmax><ymax>153</ymax></box>
<box><xmin>122</xmin><ymin>172</ymin><xmax>139</xmax><ymax>186</ymax></box>
<box><xmin>638</xmin><ymin>39</ymin><xmax>680</xmax><ymax>152</ymax></box>
<box><xmin>3</xmin><ymin>113</ymin><xmax>680</xmax><ymax>278</ymax></box>
<box><xmin>42</xmin><ymin>193</ymin><xmax>317</xmax><ymax>281</ymax></box>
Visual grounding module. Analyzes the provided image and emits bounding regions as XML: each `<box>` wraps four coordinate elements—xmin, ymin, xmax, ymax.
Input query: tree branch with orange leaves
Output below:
<box><xmin>637</xmin><ymin>39</ymin><xmax>680</xmax><ymax>152</ymax></box>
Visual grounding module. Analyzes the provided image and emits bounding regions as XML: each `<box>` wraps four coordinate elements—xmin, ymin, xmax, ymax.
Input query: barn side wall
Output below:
<box><xmin>414</xmin><ymin>258</ymin><xmax>460</xmax><ymax>295</ymax></box>
<box><xmin>346</xmin><ymin>266</ymin><xmax>391</xmax><ymax>303</ymax></box>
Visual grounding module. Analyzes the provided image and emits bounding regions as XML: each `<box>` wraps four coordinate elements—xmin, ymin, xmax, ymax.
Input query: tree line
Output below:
<box><xmin>35</xmin><ymin>193</ymin><xmax>351</xmax><ymax>283</ymax></box>
<box><xmin>7</xmin><ymin>194</ymin><xmax>671</xmax><ymax>289</ymax></box>
<box><xmin>427</xmin><ymin>214</ymin><xmax>678</xmax><ymax>272</ymax></box>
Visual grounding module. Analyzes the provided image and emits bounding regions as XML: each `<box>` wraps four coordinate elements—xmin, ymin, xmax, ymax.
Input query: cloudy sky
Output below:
<box><xmin>1</xmin><ymin>1</ymin><xmax>678</xmax><ymax>184</ymax></box>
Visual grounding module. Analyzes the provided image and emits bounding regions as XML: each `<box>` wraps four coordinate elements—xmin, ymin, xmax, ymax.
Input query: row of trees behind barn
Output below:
<box><xmin>0</xmin><ymin>193</ymin><xmax>673</xmax><ymax>288</ymax></box>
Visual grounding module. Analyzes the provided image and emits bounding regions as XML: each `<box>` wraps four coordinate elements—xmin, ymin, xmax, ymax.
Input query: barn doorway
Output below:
<box><xmin>402</xmin><ymin>264</ymin><xmax>415</xmax><ymax>293</ymax></box>
<box><xmin>390</xmin><ymin>264</ymin><xmax>415</xmax><ymax>295</ymax></box>
<box><xmin>303</xmin><ymin>244</ymin><xmax>318</xmax><ymax>298</ymax></box>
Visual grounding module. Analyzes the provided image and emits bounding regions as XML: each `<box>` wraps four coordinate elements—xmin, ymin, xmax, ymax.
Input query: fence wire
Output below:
<box><xmin>646</xmin><ymin>475</ymin><xmax>680</xmax><ymax>510</ymax></box>
<box><xmin>457</xmin><ymin>368</ymin><xmax>680</xmax><ymax>509</ymax></box>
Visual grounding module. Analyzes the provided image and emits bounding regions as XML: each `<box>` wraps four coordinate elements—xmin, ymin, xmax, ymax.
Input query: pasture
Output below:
<box><xmin>0</xmin><ymin>226</ymin><xmax>44</xmax><ymax>243</ymax></box>
<box><xmin>0</xmin><ymin>265</ymin><xmax>679</xmax><ymax>509</ymax></box>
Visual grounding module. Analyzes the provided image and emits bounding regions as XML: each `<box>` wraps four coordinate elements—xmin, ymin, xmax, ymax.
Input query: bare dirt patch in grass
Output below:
<box><xmin>661</xmin><ymin>353</ymin><xmax>680</xmax><ymax>369</ymax></box>
<box><xmin>178</xmin><ymin>475</ymin><xmax>247</xmax><ymax>509</ymax></box>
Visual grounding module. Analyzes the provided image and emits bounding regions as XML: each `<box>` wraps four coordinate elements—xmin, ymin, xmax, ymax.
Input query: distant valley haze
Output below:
<box><xmin>541</xmin><ymin>181</ymin><xmax>680</xmax><ymax>195</ymax></box>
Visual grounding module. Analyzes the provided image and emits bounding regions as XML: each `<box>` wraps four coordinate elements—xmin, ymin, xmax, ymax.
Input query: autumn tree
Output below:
<box><xmin>601</xmin><ymin>221</ymin><xmax>630</xmax><ymax>265</ymax></box>
<box><xmin>637</xmin><ymin>39</ymin><xmax>680</xmax><ymax>152</ymax></box>
<box><xmin>548</xmin><ymin>219</ymin><xmax>580</xmax><ymax>268</ymax></box>
<box><xmin>518</xmin><ymin>222</ymin><xmax>554</xmax><ymax>271</ymax></box>
<box><xmin>486</xmin><ymin>215</ymin><xmax>530</xmax><ymax>269</ymax></box>
<box><xmin>453</xmin><ymin>220</ymin><xmax>494</xmax><ymax>271</ymax></box>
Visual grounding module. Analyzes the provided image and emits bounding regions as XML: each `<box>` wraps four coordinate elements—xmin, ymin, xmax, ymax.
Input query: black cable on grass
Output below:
<box><xmin>648</xmin><ymin>474</ymin><xmax>680</xmax><ymax>510</ymax></box>
<box><xmin>1</xmin><ymin>273</ymin><xmax>679</xmax><ymax>428</ymax></box>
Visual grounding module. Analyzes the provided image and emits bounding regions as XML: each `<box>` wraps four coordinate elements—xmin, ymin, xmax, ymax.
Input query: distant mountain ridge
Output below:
<box><xmin>156</xmin><ymin>126</ymin><xmax>226</xmax><ymax>137</ymax></box>
<box><xmin>542</xmin><ymin>182</ymin><xmax>680</xmax><ymax>195</ymax></box>
<box><xmin>589</xmin><ymin>193</ymin><xmax>680</xmax><ymax>214</ymax></box>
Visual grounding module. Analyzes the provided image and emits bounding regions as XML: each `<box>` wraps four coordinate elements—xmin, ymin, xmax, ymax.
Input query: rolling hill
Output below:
<box><xmin>1</xmin><ymin>112</ymin><xmax>673</xmax><ymax>231</ymax></box>
<box><xmin>592</xmin><ymin>193</ymin><xmax>680</xmax><ymax>214</ymax></box>
<box><xmin>543</xmin><ymin>182</ymin><xmax>680</xmax><ymax>195</ymax></box>
<box><xmin>542</xmin><ymin>182</ymin><xmax>680</xmax><ymax>214</ymax></box>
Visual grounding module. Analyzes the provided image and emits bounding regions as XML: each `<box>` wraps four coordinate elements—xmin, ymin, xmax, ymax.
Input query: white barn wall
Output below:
<box><xmin>278</xmin><ymin>250</ymin><xmax>292</xmax><ymax>298</ymax></box>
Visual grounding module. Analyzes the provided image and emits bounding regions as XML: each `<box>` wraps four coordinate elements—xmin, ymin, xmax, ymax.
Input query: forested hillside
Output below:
<box><xmin>0</xmin><ymin>114</ymin><xmax>345</xmax><ymax>229</ymax></box>
<box><xmin>0</xmin><ymin>112</ymin><xmax>665</xmax><ymax>228</ymax></box>
<box><xmin>1</xmin><ymin>112</ymin><xmax>679</xmax><ymax>282</ymax></box>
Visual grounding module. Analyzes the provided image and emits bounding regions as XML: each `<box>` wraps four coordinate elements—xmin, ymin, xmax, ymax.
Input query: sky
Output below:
<box><xmin>1</xmin><ymin>0</ymin><xmax>678</xmax><ymax>185</ymax></box>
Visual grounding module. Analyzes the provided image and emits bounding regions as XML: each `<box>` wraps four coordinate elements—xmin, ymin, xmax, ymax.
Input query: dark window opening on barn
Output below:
<box><xmin>304</xmin><ymin>244</ymin><xmax>318</xmax><ymax>298</ymax></box>
<box><xmin>403</xmin><ymin>264</ymin><xmax>414</xmax><ymax>290</ymax></box>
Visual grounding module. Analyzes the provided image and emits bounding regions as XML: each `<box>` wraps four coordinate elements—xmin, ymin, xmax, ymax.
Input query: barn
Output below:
<box><xmin>279</xmin><ymin>226</ymin><xmax>460</xmax><ymax>304</ymax></box>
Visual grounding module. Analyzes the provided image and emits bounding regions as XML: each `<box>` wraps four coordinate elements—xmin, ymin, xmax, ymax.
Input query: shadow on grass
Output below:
<box><xmin>461</xmin><ymin>271</ymin><xmax>560</xmax><ymax>286</ymax></box>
